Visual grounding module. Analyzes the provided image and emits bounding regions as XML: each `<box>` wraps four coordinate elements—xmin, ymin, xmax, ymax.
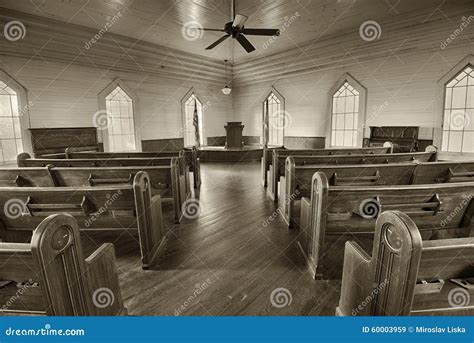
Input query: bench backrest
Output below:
<box><xmin>0</xmin><ymin>214</ymin><xmax>124</xmax><ymax>315</ymax></box>
<box><xmin>412</xmin><ymin>161</ymin><xmax>474</xmax><ymax>184</ymax></box>
<box><xmin>0</xmin><ymin>167</ymin><xmax>55</xmax><ymax>187</ymax></box>
<box><xmin>18</xmin><ymin>152</ymin><xmax>176</xmax><ymax>168</ymax></box>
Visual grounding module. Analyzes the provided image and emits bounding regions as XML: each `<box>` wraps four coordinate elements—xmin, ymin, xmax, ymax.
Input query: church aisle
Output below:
<box><xmin>84</xmin><ymin>162</ymin><xmax>340</xmax><ymax>316</ymax></box>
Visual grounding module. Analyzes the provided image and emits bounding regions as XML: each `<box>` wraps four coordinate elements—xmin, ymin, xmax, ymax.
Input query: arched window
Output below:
<box><xmin>183</xmin><ymin>93</ymin><xmax>204</xmax><ymax>147</ymax></box>
<box><xmin>331</xmin><ymin>81</ymin><xmax>360</xmax><ymax>147</ymax></box>
<box><xmin>0</xmin><ymin>80</ymin><xmax>24</xmax><ymax>162</ymax></box>
<box><xmin>105</xmin><ymin>86</ymin><xmax>136</xmax><ymax>152</ymax></box>
<box><xmin>263</xmin><ymin>91</ymin><xmax>284</xmax><ymax>146</ymax></box>
<box><xmin>441</xmin><ymin>65</ymin><xmax>473</xmax><ymax>153</ymax></box>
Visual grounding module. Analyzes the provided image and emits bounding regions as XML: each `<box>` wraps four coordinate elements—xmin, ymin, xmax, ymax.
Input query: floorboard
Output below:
<box><xmin>79</xmin><ymin>162</ymin><xmax>341</xmax><ymax>316</ymax></box>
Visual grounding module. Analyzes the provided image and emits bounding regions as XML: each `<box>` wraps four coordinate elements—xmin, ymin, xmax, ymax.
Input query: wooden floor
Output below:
<box><xmin>82</xmin><ymin>162</ymin><xmax>340</xmax><ymax>316</ymax></box>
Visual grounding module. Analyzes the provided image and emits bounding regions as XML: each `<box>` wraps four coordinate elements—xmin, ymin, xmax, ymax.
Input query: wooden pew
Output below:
<box><xmin>271</xmin><ymin>150</ymin><xmax>437</xmax><ymax>202</ymax></box>
<box><xmin>300</xmin><ymin>173</ymin><xmax>474</xmax><ymax>280</ymax></box>
<box><xmin>51</xmin><ymin>166</ymin><xmax>185</xmax><ymax>224</ymax></box>
<box><xmin>0</xmin><ymin>171</ymin><xmax>167</xmax><ymax>270</ymax></box>
<box><xmin>16</xmin><ymin>154</ymin><xmax>190</xmax><ymax>224</ymax></box>
<box><xmin>43</xmin><ymin>147</ymin><xmax>202</xmax><ymax>189</ymax></box>
<box><xmin>284</xmin><ymin>160</ymin><xmax>474</xmax><ymax>229</ymax></box>
<box><xmin>0</xmin><ymin>213</ymin><xmax>126</xmax><ymax>316</ymax></box>
<box><xmin>336</xmin><ymin>211</ymin><xmax>474</xmax><ymax>316</ymax></box>
<box><xmin>282</xmin><ymin>162</ymin><xmax>417</xmax><ymax>228</ymax></box>
<box><xmin>263</xmin><ymin>145</ymin><xmax>392</xmax><ymax>189</ymax></box>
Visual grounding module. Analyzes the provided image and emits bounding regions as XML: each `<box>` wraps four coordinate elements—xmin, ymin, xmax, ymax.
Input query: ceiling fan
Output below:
<box><xmin>201</xmin><ymin>0</ymin><xmax>280</xmax><ymax>53</ymax></box>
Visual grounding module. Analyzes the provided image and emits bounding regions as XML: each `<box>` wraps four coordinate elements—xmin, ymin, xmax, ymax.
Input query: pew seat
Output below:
<box><xmin>0</xmin><ymin>214</ymin><xmax>126</xmax><ymax>316</ymax></box>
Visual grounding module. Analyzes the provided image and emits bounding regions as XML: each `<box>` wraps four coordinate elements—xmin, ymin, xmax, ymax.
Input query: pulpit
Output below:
<box><xmin>224</xmin><ymin>122</ymin><xmax>244</xmax><ymax>149</ymax></box>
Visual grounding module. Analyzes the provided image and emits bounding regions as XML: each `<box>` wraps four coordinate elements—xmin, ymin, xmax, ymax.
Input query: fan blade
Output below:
<box><xmin>202</xmin><ymin>28</ymin><xmax>225</xmax><ymax>32</ymax></box>
<box><xmin>236</xmin><ymin>34</ymin><xmax>256</xmax><ymax>53</ymax></box>
<box><xmin>232</xmin><ymin>14</ymin><xmax>248</xmax><ymax>29</ymax></box>
<box><xmin>205</xmin><ymin>35</ymin><xmax>230</xmax><ymax>50</ymax></box>
<box><xmin>242</xmin><ymin>28</ymin><xmax>280</xmax><ymax>36</ymax></box>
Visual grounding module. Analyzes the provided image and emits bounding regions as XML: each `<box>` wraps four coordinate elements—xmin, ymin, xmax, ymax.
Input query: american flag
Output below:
<box><xmin>193</xmin><ymin>99</ymin><xmax>200</xmax><ymax>148</ymax></box>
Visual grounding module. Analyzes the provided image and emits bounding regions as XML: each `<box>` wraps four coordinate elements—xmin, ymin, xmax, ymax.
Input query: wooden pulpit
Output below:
<box><xmin>225</xmin><ymin>122</ymin><xmax>244</xmax><ymax>149</ymax></box>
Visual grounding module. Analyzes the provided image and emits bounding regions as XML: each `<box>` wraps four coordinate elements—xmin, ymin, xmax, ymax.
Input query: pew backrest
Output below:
<box><xmin>412</xmin><ymin>161</ymin><xmax>474</xmax><ymax>184</ymax></box>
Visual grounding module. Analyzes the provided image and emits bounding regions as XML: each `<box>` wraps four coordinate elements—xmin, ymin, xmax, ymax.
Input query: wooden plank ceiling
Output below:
<box><xmin>0</xmin><ymin>0</ymin><xmax>458</xmax><ymax>62</ymax></box>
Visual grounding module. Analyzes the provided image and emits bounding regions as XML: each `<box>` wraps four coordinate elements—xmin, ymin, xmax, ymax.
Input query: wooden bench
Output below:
<box><xmin>300</xmin><ymin>173</ymin><xmax>474</xmax><ymax>280</ymax></box>
<box><xmin>0</xmin><ymin>171</ymin><xmax>167</xmax><ymax>270</ymax></box>
<box><xmin>271</xmin><ymin>150</ymin><xmax>437</xmax><ymax>202</ymax></box>
<box><xmin>16</xmin><ymin>154</ymin><xmax>190</xmax><ymax>224</ymax></box>
<box><xmin>0</xmin><ymin>213</ymin><xmax>126</xmax><ymax>316</ymax></box>
<box><xmin>282</xmin><ymin>162</ymin><xmax>417</xmax><ymax>228</ymax></box>
<box><xmin>262</xmin><ymin>145</ymin><xmax>392</xmax><ymax>189</ymax></box>
<box><xmin>295</xmin><ymin>161</ymin><xmax>474</xmax><ymax>231</ymax></box>
<box><xmin>336</xmin><ymin>211</ymin><xmax>474</xmax><ymax>316</ymax></box>
<box><xmin>43</xmin><ymin>147</ymin><xmax>202</xmax><ymax>189</ymax></box>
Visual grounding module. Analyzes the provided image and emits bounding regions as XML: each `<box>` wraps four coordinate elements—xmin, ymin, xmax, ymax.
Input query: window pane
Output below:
<box><xmin>448</xmin><ymin>131</ymin><xmax>463</xmax><ymax>152</ymax></box>
<box><xmin>345</xmin><ymin>113</ymin><xmax>354</xmax><ymax>130</ymax></box>
<box><xmin>0</xmin><ymin>118</ymin><xmax>14</xmax><ymax>139</ymax></box>
<box><xmin>442</xmin><ymin>131</ymin><xmax>449</xmax><ymax>151</ymax></box>
<box><xmin>467</xmin><ymin>86</ymin><xmax>474</xmax><ymax>108</ymax></box>
<box><xmin>462</xmin><ymin>132</ymin><xmax>474</xmax><ymax>153</ymax></box>
<box><xmin>2</xmin><ymin>139</ymin><xmax>17</xmax><ymax>161</ymax></box>
<box><xmin>452</xmin><ymin>87</ymin><xmax>467</xmax><ymax>109</ymax></box>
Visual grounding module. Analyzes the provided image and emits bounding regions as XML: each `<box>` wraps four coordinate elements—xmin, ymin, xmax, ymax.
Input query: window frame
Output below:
<box><xmin>181</xmin><ymin>88</ymin><xmax>206</xmax><ymax>147</ymax></box>
<box><xmin>327</xmin><ymin>73</ymin><xmax>367</xmax><ymax>148</ymax></box>
<box><xmin>98</xmin><ymin>79</ymin><xmax>140</xmax><ymax>152</ymax></box>
<box><xmin>0</xmin><ymin>69</ymin><xmax>32</xmax><ymax>159</ymax></box>
<box><xmin>261</xmin><ymin>86</ymin><xmax>285</xmax><ymax>147</ymax></box>
<box><xmin>436</xmin><ymin>55</ymin><xmax>474</xmax><ymax>154</ymax></box>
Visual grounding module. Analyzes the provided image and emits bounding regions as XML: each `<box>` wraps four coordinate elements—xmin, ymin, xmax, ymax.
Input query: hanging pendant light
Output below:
<box><xmin>221</xmin><ymin>59</ymin><xmax>232</xmax><ymax>95</ymax></box>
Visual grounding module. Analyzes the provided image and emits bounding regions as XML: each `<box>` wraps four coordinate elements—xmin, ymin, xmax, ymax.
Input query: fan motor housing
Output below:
<box><xmin>225</xmin><ymin>22</ymin><xmax>241</xmax><ymax>37</ymax></box>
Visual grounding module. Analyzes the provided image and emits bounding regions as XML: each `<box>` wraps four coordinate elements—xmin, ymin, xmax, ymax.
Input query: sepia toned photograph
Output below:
<box><xmin>0</xmin><ymin>0</ymin><xmax>473</xmax><ymax>341</ymax></box>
